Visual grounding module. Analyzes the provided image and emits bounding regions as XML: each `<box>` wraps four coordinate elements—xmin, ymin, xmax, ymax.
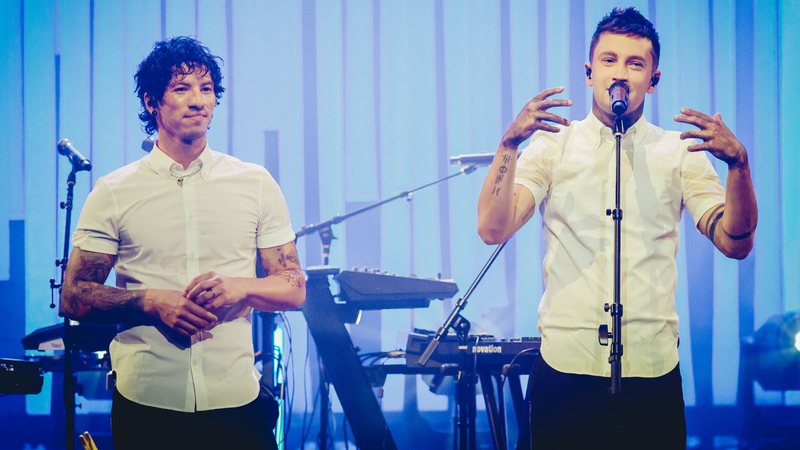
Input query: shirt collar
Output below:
<box><xmin>145</xmin><ymin>143</ymin><xmax>215</xmax><ymax>181</ymax></box>
<box><xmin>584</xmin><ymin>111</ymin><xmax>649</xmax><ymax>149</ymax></box>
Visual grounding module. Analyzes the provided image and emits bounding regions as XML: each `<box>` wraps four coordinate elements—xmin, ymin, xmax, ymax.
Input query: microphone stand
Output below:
<box><xmin>294</xmin><ymin>164</ymin><xmax>478</xmax><ymax>450</ymax></box>
<box><xmin>295</xmin><ymin>165</ymin><xmax>477</xmax><ymax>265</ymax></box>
<box><xmin>49</xmin><ymin>168</ymin><xmax>81</xmax><ymax>450</ymax></box>
<box><xmin>418</xmin><ymin>241</ymin><xmax>508</xmax><ymax>450</ymax></box>
<box><xmin>598</xmin><ymin>115</ymin><xmax>625</xmax><ymax>396</ymax></box>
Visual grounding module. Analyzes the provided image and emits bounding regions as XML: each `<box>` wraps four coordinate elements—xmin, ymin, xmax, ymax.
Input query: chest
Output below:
<box><xmin>546</xmin><ymin>137</ymin><xmax>683</xmax><ymax>230</ymax></box>
<box><xmin>114</xmin><ymin>176</ymin><xmax>261</xmax><ymax>257</ymax></box>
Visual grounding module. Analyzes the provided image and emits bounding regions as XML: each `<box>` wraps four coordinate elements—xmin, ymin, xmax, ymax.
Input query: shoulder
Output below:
<box><xmin>209</xmin><ymin>151</ymin><xmax>272</xmax><ymax>178</ymax></box>
<box><xmin>94</xmin><ymin>159</ymin><xmax>148</xmax><ymax>188</ymax></box>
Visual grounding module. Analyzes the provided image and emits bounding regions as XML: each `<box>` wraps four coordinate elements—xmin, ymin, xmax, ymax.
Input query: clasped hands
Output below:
<box><xmin>145</xmin><ymin>271</ymin><xmax>244</xmax><ymax>337</ymax></box>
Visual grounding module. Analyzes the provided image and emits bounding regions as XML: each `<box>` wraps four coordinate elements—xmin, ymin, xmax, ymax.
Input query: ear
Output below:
<box><xmin>647</xmin><ymin>69</ymin><xmax>661</xmax><ymax>94</ymax></box>
<box><xmin>585</xmin><ymin>63</ymin><xmax>593</xmax><ymax>87</ymax></box>
<box><xmin>143</xmin><ymin>93</ymin><xmax>157</xmax><ymax>114</ymax></box>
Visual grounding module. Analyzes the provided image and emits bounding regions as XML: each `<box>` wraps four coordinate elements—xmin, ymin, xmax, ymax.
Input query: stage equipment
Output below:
<box><xmin>294</xmin><ymin>162</ymin><xmax>479</xmax><ymax>449</ymax></box>
<box><xmin>408</xmin><ymin>332</ymin><xmax>540</xmax><ymax>450</ymax></box>
<box><xmin>747</xmin><ymin>311</ymin><xmax>800</xmax><ymax>391</ymax></box>
<box><xmin>598</xmin><ymin>81</ymin><xmax>630</xmax><ymax>397</ymax></box>
<box><xmin>295</xmin><ymin>165</ymin><xmax>477</xmax><ymax>266</ymax></box>
<box><xmin>418</xmin><ymin>242</ymin><xmax>508</xmax><ymax>450</ymax></box>
<box><xmin>302</xmin><ymin>267</ymin><xmax>459</xmax><ymax>450</ymax></box>
<box><xmin>50</xmin><ymin>138</ymin><xmax>93</xmax><ymax>450</ymax></box>
<box><xmin>0</xmin><ymin>358</ymin><xmax>43</xmax><ymax>394</ymax></box>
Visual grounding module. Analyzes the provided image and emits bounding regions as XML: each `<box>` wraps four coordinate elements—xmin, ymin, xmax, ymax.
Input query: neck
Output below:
<box><xmin>591</xmin><ymin>99</ymin><xmax>644</xmax><ymax>131</ymax></box>
<box><xmin>156</xmin><ymin>134</ymin><xmax>207</xmax><ymax>169</ymax></box>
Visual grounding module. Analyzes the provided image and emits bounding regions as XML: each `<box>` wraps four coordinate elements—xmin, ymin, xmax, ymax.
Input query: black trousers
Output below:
<box><xmin>112</xmin><ymin>386</ymin><xmax>279</xmax><ymax>450</ymax></box>
<box><xmin>527</xmin><ymin>355</ymin><xmax>686</xmax><ymax>450</ymax></box>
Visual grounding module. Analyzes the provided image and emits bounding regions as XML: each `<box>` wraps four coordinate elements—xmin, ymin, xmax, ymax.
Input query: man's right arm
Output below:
<box><xmin>61</xmin><ymin>248</ymin><xmax>218</xmax><ymax>336</ymax></box>
<box><xmin>477</xmin><ymin>87</ymin><xmax>571</xmax><ymax>244</ymax></box>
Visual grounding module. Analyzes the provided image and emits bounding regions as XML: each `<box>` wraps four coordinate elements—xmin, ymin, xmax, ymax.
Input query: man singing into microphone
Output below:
<box><xmin>60</xmin><ymin>36</ymin><xmax>304</xmax><ymax>450</ymax></box>
<box><xmin>477</xmin><ymin>7</ymin><xmax>756</xmax><ymax>449</ymax></box>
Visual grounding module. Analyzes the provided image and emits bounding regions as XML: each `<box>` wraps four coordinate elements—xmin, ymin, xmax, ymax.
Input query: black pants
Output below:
<box><xmin>527</xmin><ymin>355</ymin><xmax>686</xmax><ymax>450</ymax></box>
<box><xmin>112</xmin><ymin>386</ymin><xmax>279</xmax><ymax>450</ymax></box>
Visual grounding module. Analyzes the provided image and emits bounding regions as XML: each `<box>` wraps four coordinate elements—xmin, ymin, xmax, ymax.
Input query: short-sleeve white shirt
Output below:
<box><xmin>73</xmin><ymin>145</ymin><xmax>295</xmax><ymax>411</ymax></box>
<box><xmin>515</xmin><ymin>112</ymin><xmax>724</xmax><ymax>378</ymax></box>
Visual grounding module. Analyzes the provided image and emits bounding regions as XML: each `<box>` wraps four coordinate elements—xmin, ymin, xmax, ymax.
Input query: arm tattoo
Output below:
<box><xmin>61</xmin><ymin>251</ymin><xmax>146</xmax><ymax>323</ymax></box>
<box><xmin>492</xmin><ymin>153</ymin><xmax>513</xmax><ymax>197</ymax></box>
<box><xmin>260</xmin><ymin>243</ymin><xmax>305</xmax><ymax>290</ymax></box>
<box><xmin>706</xmin><ymin>206</ymin><xmax>725</xmax><ymax>246</ymax></box>
<box><xmin>280</xmin><ymin>270</ymin><xmax>305</xmax><ymax>288</ymax></box>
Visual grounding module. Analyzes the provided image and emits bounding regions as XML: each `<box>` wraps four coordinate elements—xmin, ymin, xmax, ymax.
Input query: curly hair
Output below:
<box><xmin>134</xmin><ymin>36</ymin><xmax>225</xmax><ymax>135</ymax></box>
<box><xmin>590</xmin><ymin>7</ymin><xmax>660</xmax><ymax>67</ymax></box>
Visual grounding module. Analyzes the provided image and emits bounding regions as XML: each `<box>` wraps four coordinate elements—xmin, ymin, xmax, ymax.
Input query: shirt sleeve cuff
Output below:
<box><xmin>692</xmin><ymin>198</ymin><xmax>726</xmax><ymax>227</ymax></box>
<box><xmin>72</xmin><ymin>230</ymin><xmax>119</xmax><ymax>255</ymax></box>
<box><xmin>256</xmin><ymin>227</ymin><xmax>296</xmax><ymax>249</ymax></box>
<box><xmin>514</xmin><ymin>178</ymin><xmax>545</xmax><ymax>209</ymax></box>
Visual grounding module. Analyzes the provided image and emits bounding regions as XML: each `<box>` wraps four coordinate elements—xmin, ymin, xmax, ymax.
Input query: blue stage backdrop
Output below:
<box><xmin>1</xmin><ymin>0</ymin><xmax>799</xmax><ymax>445</ymax></box>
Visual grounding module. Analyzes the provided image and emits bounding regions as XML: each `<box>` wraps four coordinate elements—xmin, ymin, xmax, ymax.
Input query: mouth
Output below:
<box><xmin>184</xmin><ymin>113</ymin><xmax>207</xmax><ymax>119</ymax></box>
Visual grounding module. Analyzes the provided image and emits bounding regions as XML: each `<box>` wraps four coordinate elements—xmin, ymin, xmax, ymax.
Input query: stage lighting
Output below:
<box><xmin>750</xmin><ymin>311</ymin><xmax>800</xmax><ymax>391</ymax></box>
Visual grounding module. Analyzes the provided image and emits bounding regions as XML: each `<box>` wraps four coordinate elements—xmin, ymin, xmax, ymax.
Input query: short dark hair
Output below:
<box><xmin>134</xmin><ymin>36</ymin><xmax>225</xmax><ymax>135</ymax></box>
<box><xmin>589</xmin><ymin>7</ymin><xmax>660</xmax><ymax>68</ymax></box>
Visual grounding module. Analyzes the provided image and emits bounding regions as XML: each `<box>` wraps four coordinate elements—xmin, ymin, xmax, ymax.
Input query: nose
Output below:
<box><xmin>611</xmin><ymin>63</ymin><xmax>629</xmax><ymax>82</ymax></box>
<box><xmin>188</xmin><ymin>88</ymin><xmax>204</xmax><ymax>109</ymax></box>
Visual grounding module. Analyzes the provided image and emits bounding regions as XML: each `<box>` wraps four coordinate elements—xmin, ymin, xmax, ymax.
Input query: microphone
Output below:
<box><xmin>141</xmin><ymin>136</ymin><xmax>154</xmax><ymax>153</ymax></box>
<box><xmin>449</xmin><ymin>152</ymin><xmax>499</xmax><ymax>167</ymax></box>
<box><xmin>57</xmin><ymin>139</ymin><xmax>92</xmax><ymax>172</ymax></box>
<box><xmin>608</xmin><ymin>81</ymin><xmax>629</xmax><ymax>116</ymax></box>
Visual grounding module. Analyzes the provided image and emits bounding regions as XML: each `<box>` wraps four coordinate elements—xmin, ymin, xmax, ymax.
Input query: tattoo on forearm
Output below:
<box><xmin>491</xmin><ymin>154</ymin><xmax>513</xmax><ymax>197</ymax></box>
<box><xmin>62</xmin><ymin>251</ymin><xmax>146</xmax><ymax>322</ymax></box>
<box><xmin>73</xmin><ymin>283</ymin><xmax>146</xmax><ymax>322</ymax></box>
<box><xmin>280</xmin><ymin>270</ymin><xmax>305</xmax><ymax>288</ymax></box>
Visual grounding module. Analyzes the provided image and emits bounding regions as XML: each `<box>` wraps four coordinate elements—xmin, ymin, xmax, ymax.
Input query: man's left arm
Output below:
<box><xmin>676</xmin><ymin>108</ymin><xmax>758</xmax><ymax>259</ymax></box>
<box><xmin>184</xmin><ymin>241</ymin><xmax>306</xmax><ymax>311</ymax></box>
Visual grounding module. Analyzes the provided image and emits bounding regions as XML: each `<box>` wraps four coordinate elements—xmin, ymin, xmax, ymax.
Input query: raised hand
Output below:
<box><xmin>674</xmin><ymin>108</ymin><xmax>747</xmax><ymax>167</ymax></box>
<box><xmin>501</xmin><ymin>87</ymin><xmax>572</xmax><ymax>149</ymax></box>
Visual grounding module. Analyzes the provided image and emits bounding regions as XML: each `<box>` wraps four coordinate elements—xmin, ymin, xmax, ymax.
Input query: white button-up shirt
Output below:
<box><xmin>515</xmin><ymin>113</ymin><xmax>724</xmax><ymax>377</ymax></box>
<box><xmin>73</xmin><ymin>145</ymin><xmax>295</xmax><ymax>411</ymax></box>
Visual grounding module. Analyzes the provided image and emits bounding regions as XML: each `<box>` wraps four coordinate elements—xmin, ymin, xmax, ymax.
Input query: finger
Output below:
<box><xmin>535</xmin><ymin>124</ymin><xmax>561</xmax><ymax>134</ymax></box>
<box><xmin>186</xmin><ymin>280</ymin><xmax>216</xmax><ymax>300</ymax></box>
<box><xmin>185</xmin><ymin>300</ymin><xmax>219</xmax><ymax>322</ymax></box>
<box><xmin>191</xmin><ymin>289</ymin><xmax>212</xmax><ymax>306</ymax></box>
<box><xmin>679</xmin><ymin>107</ymin><xmax>713</xmax><ymax>121</ymax></box>
<box><xmin>674</xmin><ymin>114</ymin><xmax>713</xmax><ymax>129</ymax></box>
<box><xmin>686</xmin><ymin>142</ymin><xmax>712</xmax><ymax>152</ymax></box>
<box><xmin>539</xmin><ymin>99</ymin><xmax>573</xmax><ymax>110</ymax></box>
<box><xmin>532</xmin><ymin>86</ymin><xmax>565</xmax><ymax>102</ymax></box>
<box><xmin>679</xmin><ymin>130</ymin><xmax>712</xmax><ymax>140</ymax></box>
<box><xmin>678</xmin><ymin>108</ymin><xmax>716</xmax><ymax>127</ymax></box>
<box><xmin>184</xmin><ymin>272</ymin><xmax>215</xmax><ymax>296</ymax></box>
<box><xmin>537</xmin><ymin>111</ymin><xmax>570</xmax><ymax>126</ymax></box>
<box><xmin>174</xmin><ymin>319</ymin><xmax>198</xmax><ymax>336</ymax></box>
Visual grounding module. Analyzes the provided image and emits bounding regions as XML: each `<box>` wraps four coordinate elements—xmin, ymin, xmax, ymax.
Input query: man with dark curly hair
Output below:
<box><xmin>60</xmin><ymin>36</ymin><xmax>304</xmax><ymax>450</ymax></box>
<box><xmin>478</xmin><ymin>7</ymin><xmax>757</xmax><ymax>449</ymax></box>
